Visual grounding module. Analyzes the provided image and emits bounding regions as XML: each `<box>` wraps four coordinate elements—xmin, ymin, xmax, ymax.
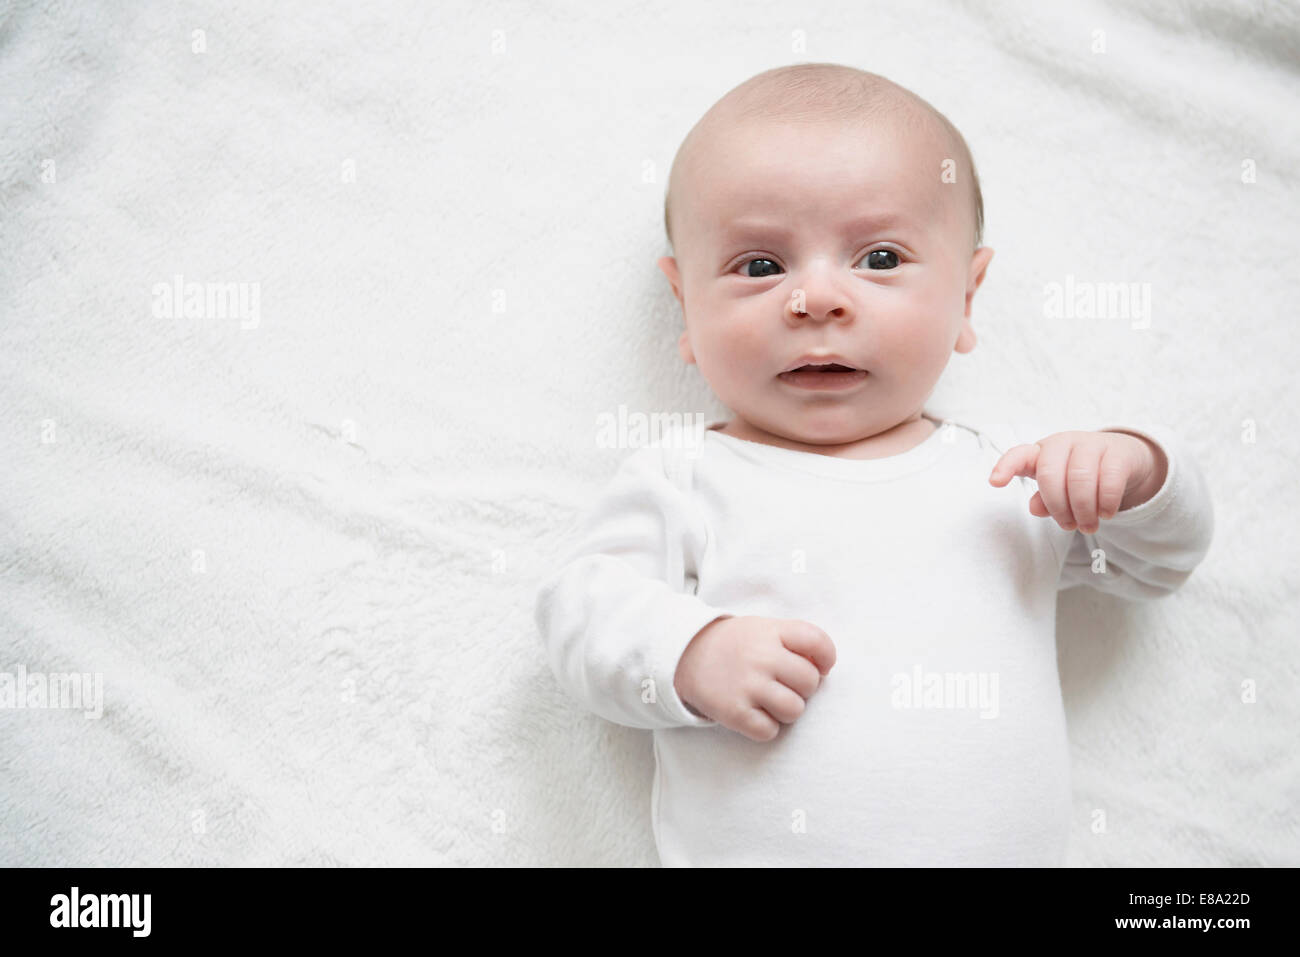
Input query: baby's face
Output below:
<box><xmin>660</xmin><ymin>117</ymin><xmax>994</xmax><ymax>447</ymax></box>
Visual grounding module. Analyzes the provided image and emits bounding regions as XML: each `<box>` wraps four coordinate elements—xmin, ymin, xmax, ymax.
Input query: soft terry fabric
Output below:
<box><xmin>534</xmin><ymin>413</ymin><xmax>1214</xmax><ymax>866</ymax></box>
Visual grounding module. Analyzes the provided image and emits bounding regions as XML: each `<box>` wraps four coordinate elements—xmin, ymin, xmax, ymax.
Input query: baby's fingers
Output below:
<box><xmin>988</xmin><ymin>443</ymin><xmax>1041</xmax><ymax>487</ymax></box>
<box><xmin>1067</xmin><ymin>444</ymin><xmax>1106</xmax><ymax>534</ymax></box>
<box><xmin>1028</xmin><ymin>491</ymin><xmax>1050</xmax><ymax>518</ymax></box>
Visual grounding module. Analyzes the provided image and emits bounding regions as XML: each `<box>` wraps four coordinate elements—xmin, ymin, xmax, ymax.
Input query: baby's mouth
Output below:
<box><xmin>777</xmin><ymin>363</ymin><xmax>869</xmax><ymax>390</ymax></box>
<box><xmin>784</xmin><ymin>362</ymin><xmax>858</xmax><ymax>374</ymax></box>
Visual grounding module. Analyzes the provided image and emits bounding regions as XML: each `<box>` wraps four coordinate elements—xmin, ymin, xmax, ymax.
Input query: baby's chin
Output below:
<box><xmin>745</xmin><ymin>408</ymin><xmax>900</xmax><ymax>447</ymax></box>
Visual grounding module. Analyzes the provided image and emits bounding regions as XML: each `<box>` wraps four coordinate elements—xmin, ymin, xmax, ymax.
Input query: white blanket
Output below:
<box><xmin>1</xmin><ymin>0</ymin><xmax>1296</xmax><ymax>866</ymax></box>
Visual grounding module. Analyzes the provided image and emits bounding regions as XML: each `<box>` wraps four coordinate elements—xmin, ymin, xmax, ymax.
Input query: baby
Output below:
<box><xmin>534</xmin><ymin>63</ymin><xmax>1214</xmax><ymax>867</ymax></box>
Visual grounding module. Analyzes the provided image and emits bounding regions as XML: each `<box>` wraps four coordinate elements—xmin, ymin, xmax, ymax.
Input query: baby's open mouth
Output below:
<box><xmin>785</xmin><ymin>362</ymin><xmax>857</xmax><ymax>373</ymax></box>
<box><xmin>777</xmin><ymin>362</ymin><xmax>869</xmax><ymax>391</ymax></box>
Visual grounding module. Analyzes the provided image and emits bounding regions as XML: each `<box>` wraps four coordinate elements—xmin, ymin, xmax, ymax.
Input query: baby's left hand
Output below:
<box><xmin>988</xmin><ymin>431</ymin><xmax>1166</xmax><ymax>534</ymax></box>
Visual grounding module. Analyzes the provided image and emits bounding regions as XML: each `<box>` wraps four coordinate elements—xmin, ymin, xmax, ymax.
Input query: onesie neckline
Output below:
<box><xmin>701</xmin><ymin>413</ymin><xmax>953</xmax><ymax>482</ymax></box>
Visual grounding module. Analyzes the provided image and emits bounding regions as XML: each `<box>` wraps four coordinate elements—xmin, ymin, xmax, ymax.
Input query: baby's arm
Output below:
<box><xmin>533</xmin><ymin>442</ymin><xmax>731</xmax><ymax>730</ymax></box>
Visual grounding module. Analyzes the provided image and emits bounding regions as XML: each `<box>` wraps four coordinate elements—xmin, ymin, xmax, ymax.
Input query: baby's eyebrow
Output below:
<box><xmin>719</xmin><ymin>211</ymin><xmax>908</xmax><ymax>241</ymax></box>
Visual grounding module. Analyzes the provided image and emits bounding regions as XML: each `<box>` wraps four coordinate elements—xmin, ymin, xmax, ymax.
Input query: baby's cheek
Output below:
<box><xmin>878</xmin><ymin>309</ymin><xmax>947</xmax><ymax>365</ymax></box>
<box><xmin>706</xmin><ymin>319</ymin><xmax>769</xmax><ymax>365</ymax></box>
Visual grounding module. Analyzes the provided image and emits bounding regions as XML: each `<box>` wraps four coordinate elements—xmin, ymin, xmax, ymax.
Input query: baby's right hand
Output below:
<box><xmin>673</xmin><ymin>615</ymin><xmax>836</xmax><ymax>742</ymax></box>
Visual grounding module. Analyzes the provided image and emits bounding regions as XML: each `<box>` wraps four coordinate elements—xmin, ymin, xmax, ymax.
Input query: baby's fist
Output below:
<box><xmin>673</xmin><ymin>615</ymin><xmax>836</xmax><ymax>743</ymax></box>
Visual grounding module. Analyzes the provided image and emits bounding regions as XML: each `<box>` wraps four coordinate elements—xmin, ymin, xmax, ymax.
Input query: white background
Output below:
<box><xmin>1</xmin><ymin>0</ymin><xmax>1296</xmax><ymax>865</ymax></box>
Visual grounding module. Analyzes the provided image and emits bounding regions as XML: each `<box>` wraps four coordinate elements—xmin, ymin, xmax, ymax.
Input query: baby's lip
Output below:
<box><xmin>779</xmin><ymin>354</ymin><xmax>865</xmax><ymax>374</ymax></box>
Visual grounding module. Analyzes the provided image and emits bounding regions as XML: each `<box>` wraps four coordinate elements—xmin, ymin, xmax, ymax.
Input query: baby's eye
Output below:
<box><xmin>737</xmin><ymin>258</ymin><xmax>784</xmax><ymax>278</ymax></box>
<box><xmin>860</xmin><ymin>249</ymin><xmax>900</xmax><ymax>270</ymax></box>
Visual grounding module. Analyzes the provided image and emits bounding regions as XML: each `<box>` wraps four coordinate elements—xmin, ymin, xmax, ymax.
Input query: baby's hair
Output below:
<box><xmin>664</xmin><ymin>62</ymin><xmax>984</xmax><ymax>253</ymax></box>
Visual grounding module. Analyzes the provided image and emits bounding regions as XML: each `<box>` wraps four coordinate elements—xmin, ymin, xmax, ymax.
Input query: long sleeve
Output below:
<box><xmin>534</xmin><ymin>441</ymin><xmax>733</xmax><ymax>730</ymax></box>
<box><xmin>1057</xmin><ymin>423</ymin><xmax>1215</xmax><ymax>600</ymax></box>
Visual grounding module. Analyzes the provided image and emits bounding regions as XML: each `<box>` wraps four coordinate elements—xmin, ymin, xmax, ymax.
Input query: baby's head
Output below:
<box><xmin>659</xmin><ymin>63</ymin><xmax>994</xmax><ymax>448</ymax></box>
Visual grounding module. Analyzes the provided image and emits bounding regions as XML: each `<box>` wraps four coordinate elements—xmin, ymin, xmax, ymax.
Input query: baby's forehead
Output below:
<box><xmin>676</xmin><ymin>111</ymin><xmax>971</xmax><ymax>244</ymax></box>
<box><xmin>706</xmin><ymin>109</ymin><xmax>950</xmax><ymax>166</ymax></box>
<box><xmin>699</xmin><ymin>120</ymin><xmax>948</xmax><ymax>204</ymax></box>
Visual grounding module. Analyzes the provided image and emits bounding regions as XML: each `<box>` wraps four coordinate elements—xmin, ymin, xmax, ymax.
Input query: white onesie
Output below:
<box><xmin>533</xmin><ymin>412</ymin><xmax>1214</xmax><ymax>866</ymax></box>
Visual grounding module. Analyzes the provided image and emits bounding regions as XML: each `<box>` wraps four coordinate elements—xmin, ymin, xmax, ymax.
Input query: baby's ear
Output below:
<box><xmin>964</xmin><ymin>246</ymin><xmax>995</xmax><ymax>318</ymax></box>
<box><xmin>677</xmin><ymin>329</ymin><xmax>696</xmax><ymax>366</ymax></box>
<box><xmin>658</xmin><ymin>256</ymin><xmax>685</xmax><ymax>307</ymax></box>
